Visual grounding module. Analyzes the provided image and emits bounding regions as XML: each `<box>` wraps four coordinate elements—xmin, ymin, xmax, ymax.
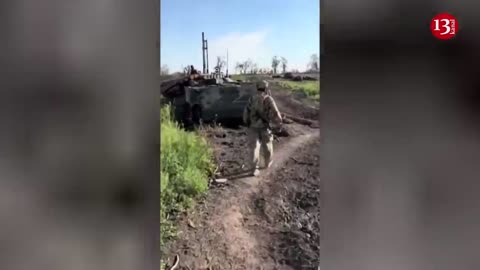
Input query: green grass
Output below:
<box><xmin>160</xmin><ymin>105</ymin><xmax>215</xmax><ymax>245</ymax></box>
<box><xmin>278</xmin><ymin>80</ymin><xmax>320</xmax><ymax>101</ymax></box>
<box><xmin>231</xmin><ymin>74</ymin><xmax>250</xmax><ymax>81</ymax></box>
<box><xmin>230</xmin><ymin>74</ymin><xmax>268</xmax><ymax>82</ymax></box>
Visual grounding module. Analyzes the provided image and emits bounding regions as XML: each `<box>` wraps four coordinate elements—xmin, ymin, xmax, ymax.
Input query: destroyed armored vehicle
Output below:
<box><xmin>283</xmin><ymin>72</ymin><xmax>294</xmax><ymax>79</ymax></box>
<box><xmin>161</xmin><ymin>74</ymin><xmax>257</xmax><ymax>125</ymax></box>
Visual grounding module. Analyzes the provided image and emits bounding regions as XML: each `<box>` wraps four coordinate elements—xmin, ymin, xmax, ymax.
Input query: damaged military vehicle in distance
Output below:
<box><xmin>161</xmin><ymin>71</ymin><xmax>257</xmax><ymax>125</ymax></box>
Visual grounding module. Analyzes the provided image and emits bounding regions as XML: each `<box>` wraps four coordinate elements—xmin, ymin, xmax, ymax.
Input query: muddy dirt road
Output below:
<box><xmin>162</xmin><ymin>80</ymin><xmax>320</xmax><ymax>270</ymax></box>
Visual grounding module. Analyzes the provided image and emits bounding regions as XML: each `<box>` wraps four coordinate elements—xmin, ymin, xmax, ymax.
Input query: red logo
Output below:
<box><xmin>431</xmin><ymin>13</ymin><xmax>458</xmax><ymax>40</ymax></box>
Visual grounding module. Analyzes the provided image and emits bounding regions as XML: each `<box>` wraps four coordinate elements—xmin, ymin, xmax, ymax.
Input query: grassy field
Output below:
<box><xmin>230</xmin><ymin>74</ymin><xmax>320</xmax><ymax>101</ymax></box>
<box><xmin>278</xmin><ymin>80</ymin><xmax>320</xmax><ymax>101</ymax></box>
<box><xmin>231</xmin><ymin>74</ymin><xmax>261</xmax><ymax>82</ymax></box>
<box><xmin>160</xmin><ymin>105</ymin><xmax>215</xmax><ymax>245</ymax></box>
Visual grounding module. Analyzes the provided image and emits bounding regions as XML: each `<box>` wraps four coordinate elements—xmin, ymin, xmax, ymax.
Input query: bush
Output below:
<box><xmin>160</xmin><ymin>105</ymin><xmax>215</xmax><ymax>244</ymax></box>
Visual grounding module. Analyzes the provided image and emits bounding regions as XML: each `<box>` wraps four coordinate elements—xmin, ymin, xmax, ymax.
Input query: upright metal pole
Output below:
<box><xmin>206</xmin><ymin>40</ymin><xmax>209</xmax><ymax>74</ymax></box>
<box><xmin>202</xmin><ymin>32</ymin><xmax>206</xmax><ymax>74</ymax></box>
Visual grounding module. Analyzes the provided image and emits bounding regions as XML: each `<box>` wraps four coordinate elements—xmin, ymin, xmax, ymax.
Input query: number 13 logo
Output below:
<box><xmin>431</xmin><ymin>13</ymin><xmax>458</xmax><ymax>40</ymax></box>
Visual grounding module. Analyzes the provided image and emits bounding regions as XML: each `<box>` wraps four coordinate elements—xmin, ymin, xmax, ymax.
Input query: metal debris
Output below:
<box><xmin>214</xmin><ymin>178</ymin><xmax>228</xmax><ymax>184</ymax></box>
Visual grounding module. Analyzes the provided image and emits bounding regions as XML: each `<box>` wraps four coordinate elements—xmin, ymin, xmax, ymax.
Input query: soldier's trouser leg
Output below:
<box><xmin>247</xmin><ymin>128</ymin><xmax>261</xmax><ymax>172</ymax></box>
<box><xmin>259</xmin><ymin>128</ymin><xmax>273</xmax><ymax>169</ymax></box>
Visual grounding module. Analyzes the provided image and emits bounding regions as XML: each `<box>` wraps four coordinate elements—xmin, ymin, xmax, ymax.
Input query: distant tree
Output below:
<box><xmin>251</xmin><ymin>63</ymin><xmax>259</xmax><ymax>74</ymax></box>
<box><xmin>215</xmin><ymin>56</ymin><xmax>226</xmax><ymax>73</ymax></box>
<box><xmin>235</xmin><ymin>62</ymin><xmax>244</xmax><ymax>74</ymax></box>
<box><xmin>243</xmin><ymin>61</ymin><xmax>248</xmax><ymax>74</ymax></box>
<box><xmin>271</xmin><ymin>56</ymin><xmax>280</xmax><ymax>74</ymax></box>
<box><xmin>184</xmin><ymin>65</ymin><xmax>194</xmax><ymax>75</ymax></box>
<box><xmin>308</xmin><ymin>54</ymin><xmax>319</xmax><ymax>71</ymax></box>
<box><xmin>281</xmin><ymin>57</ymin><xmax>288</xmax><ymax>74</ymax></box>
<box><xmin>242</xmin><ymin>59</ymin><xmax>252</xmax><ymax>74</ymax></box>
<box><xmin>160</xmin><ymin>65</ymin><xmax>169</xmax><ymax>76</ymax></box>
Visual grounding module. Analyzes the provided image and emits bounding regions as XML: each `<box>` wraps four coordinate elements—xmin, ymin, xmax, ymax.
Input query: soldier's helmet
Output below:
<box><xmin>256</xmin><ymin>80</ymin><xmax>269</xmax><ymax>91</ymax></box>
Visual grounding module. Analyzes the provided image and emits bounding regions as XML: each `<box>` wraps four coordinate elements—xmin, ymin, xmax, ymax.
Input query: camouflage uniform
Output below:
<box><xmin>243</xmin><ymin>80</ymin><xmax>282</xmax><ymax>176</ymax></box>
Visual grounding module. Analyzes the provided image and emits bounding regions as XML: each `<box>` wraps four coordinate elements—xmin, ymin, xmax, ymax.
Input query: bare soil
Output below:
<box><xmin>162</xmin><ymin>81</ymin><xmax>320</xmax><ymax>270</ymax></box>
<box><xmin>269</xmin><ymin>82</ymin><xmax>319</xmax><ymax>120</ymax></box>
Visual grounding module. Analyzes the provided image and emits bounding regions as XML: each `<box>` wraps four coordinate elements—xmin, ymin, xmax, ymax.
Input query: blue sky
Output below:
<box><xmin>161</xmin><ymin>0</ymin><xmax>320</xmax><ymax>73</ymax></box>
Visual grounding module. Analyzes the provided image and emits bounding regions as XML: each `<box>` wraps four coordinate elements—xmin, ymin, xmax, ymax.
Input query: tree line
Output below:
<box><xmin>234</xmin><ymin>54</ymin><xmax>319</xmax><ymax>75</ymax></box>
<box><xmin>160</xmin><ymin>53</ymin><xmax>320</xmax><ymax>76</ymax></box>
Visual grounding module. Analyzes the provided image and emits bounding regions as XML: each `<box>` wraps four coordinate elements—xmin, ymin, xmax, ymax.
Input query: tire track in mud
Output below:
<box><xmin>213</xmin><ymin>130</ymin><xmax>319</xmax><ymax>270</ymax></box>
<box><xmin>235</xmin><ymin>132</ymin><xmax>316</xmax><ymax>189</ymax></box>
<box><xmin>162</xmin><ymin>125</ymin><xmax>319</xmax><ymax>270</ymax></box>
<box><xmin>250</xmin><ymin>136</ymin><xmax>321</xmax><ymax>269</ymax></box>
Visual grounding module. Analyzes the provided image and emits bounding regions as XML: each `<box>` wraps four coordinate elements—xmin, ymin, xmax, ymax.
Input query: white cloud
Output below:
<box><xmin>208</xmin><ymin>30</ymin><xmax>272</xmax><ymax>73</ymax></box>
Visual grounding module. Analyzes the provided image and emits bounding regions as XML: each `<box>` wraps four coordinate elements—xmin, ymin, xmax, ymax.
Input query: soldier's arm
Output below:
<box><xmin>265</xmin><ymin>96</ymin><xmax>283</xmax><ymax>128</ymax></box>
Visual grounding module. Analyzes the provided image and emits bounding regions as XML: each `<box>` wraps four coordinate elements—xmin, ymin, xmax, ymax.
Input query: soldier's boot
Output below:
<box><xmin>251</xmin><ymin>168</ymin><xmax>261</xmax><ymax>177</ymax></box>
